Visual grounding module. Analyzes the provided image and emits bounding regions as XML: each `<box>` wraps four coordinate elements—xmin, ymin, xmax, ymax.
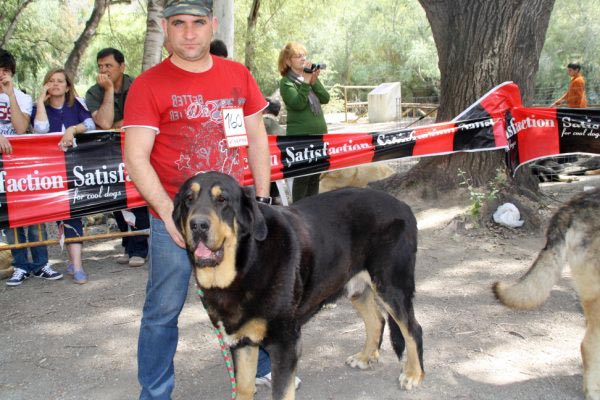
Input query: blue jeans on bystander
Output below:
<box><xmin>115</xmin><ymin>207</ymin><xmax>150</xmax><ymax>258</ymax></box>
<box><xmin>256</xmin><ymin>346</ymin><xmax>272</xmax><ymax>378</ymax></box>
<box><xmin>4</xmin><ymin>225</ymin><xmax>49</xmax><ymax>274</ymax></box>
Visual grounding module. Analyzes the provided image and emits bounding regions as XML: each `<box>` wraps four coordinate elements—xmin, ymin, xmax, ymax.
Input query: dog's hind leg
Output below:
<box><xmin>568</xmin><ymin>232</ymin><xmax>600</xmax><ymax>400</ymax></box>
<box><xmin>581</xmin><ymin>296</ymin><xmax>600</xmax><ymax>400</ymax></box>
<box><xmin>232</xmin><ymin>345</ymin><xmax>259</xmax><ymax>400</ymax></box>
<box><xmin>379</xmin><ymin>293</ymin><xmax>424</xmax><ymax>390</ymax></box>
<box><xmin>387</xmin><ymin>313</ymin><xmax>405</xmax><ymax>360</ymax></box>
<box><xmin>572</xmin><ymin>259</ymin><xmax>600</xmax><ymax>399</ymax></box>
<box><xmin>345</xmin><ymin>271</ymin><xmax>385</xmax><ymax>369</ymax></box>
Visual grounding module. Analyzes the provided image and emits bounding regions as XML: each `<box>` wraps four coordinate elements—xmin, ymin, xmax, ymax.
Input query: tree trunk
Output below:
<box><xmin>141</xmin><ymin>0</ymin><xmax>166</xmax><ymax>71</ymax></box>
<box><xmin>244</xmin><ymin>0</ymin><xmax>260</xmax><ymax>73</ymax></box>
<box><xmin>64</xmin><ymin>0</ymin><xmax>110</xmax><ymax>80</ymax></box>
<box><xmin>422</xmin><ymin>0</ymin><xmax>555</xmax><ymax>118</ymax></box>
<box><xmin>0</xmin><ymin>0</ymin><xmax>34</xmax><ymax>48</ymax></box>
<box><xmin>214</xmin><ymin>0</ymin><xmax>234</xmax><ymax>59</ymax></box>
<box><xmin>399</xmin><ymin>0</ymin><xmax>555</xmax><ymax>196</ymax></box>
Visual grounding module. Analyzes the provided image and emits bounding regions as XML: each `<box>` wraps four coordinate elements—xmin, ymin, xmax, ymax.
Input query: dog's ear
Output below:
<box><xmin>240</xmin><ymin>186</ymin><xmax>268</xmax><ymax>241</ymax></box>
<box><xmin>172</xmin><ymin>184</ymin><xmax>188</xmax><ymax>234</ymax></box>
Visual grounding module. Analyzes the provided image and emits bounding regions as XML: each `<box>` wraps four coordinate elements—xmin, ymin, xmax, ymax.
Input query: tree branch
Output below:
<box><xmin>0</xmin><ymin>0</ymin><xmax>35</xmax><ymax>48</ymax></box>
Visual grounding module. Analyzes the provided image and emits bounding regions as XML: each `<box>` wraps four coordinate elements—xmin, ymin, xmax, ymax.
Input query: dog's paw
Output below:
<box><xmin>398</xmin><ymin>370</ymin><xmax>424</xmax><ymax>390</ymax></box>
<box><xmin>345</xmin><ymin>351</ymin><xmax>379</xmax><ymax>370</ymax></box>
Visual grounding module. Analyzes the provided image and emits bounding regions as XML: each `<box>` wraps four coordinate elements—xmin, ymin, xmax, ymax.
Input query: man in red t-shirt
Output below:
<box><xmin>122</xmin><ymin>1</ymin><xmax>270</xmax><ymax>398</ymax></box>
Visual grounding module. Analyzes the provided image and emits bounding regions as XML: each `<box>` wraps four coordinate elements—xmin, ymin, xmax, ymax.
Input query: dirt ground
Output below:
<box><xmin>1</xmin><ymin>171</ymin><xmax>598</xmax><ymax>400</ymax></box>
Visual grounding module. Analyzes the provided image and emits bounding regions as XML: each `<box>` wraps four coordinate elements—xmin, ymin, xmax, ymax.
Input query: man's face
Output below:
<box><xmin>567</xmin><ymin>67</ymin><xmax>577</xmax><ymax>77</ymax></box>
<box><xmin>0</xmin><ymin>67</ymin><xmax>13</xmax><ymax>93</ymax></box>
<box><xmin>97</xmin><ymin>55</ymin><xmax>125</xmax><ymax>84</ymax></box>
<box><xmin>0</xmin><ymin>67</ymin><xmax>12</xmax><ymax>78</ymax></box>
<box><xmin>162</xmin><ymin>14</ymin><xmax>216</xmax><ymax>62</ymax></box>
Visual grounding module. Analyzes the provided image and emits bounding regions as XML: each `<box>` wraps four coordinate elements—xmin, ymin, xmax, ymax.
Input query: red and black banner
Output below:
<box><xmin>1</xmin><ymin>82</ymin><xmax>599</xmax><ymax>229</ymax></box>
<box><xmin>506</xmin><ymin>107</ymin><xmax>600</xmax><ymax>174</ymax></box>
<box><xmin>1</xmin><ymin>131</ymin><xmax>145</xmax><ymax>229</ymax></box>
<box><xmin>241</xmin><ymin>81</ymin><xmax>524</xmax><ymax>186</ymax></box>
<box><xmin>246</xmin><ymin>115</ymin><xmax>506</xmax><ymax>186</ymax></box>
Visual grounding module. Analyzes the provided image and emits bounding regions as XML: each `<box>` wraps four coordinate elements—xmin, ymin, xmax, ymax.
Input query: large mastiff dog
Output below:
<box><xmin>173</xmin><ymin>171</ymin><xmax>424</xmax><ymax>400</ymax></box>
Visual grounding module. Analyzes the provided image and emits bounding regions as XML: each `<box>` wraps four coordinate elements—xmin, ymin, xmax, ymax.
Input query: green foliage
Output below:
<box><xmin>458</xmin><ymin>168</ymin><xmax>504</xmax><ymax>216</ymax></box>
<box><xmin>1</xmin><ymin>0</ymin><xmax>145</xmax><ymax>97</ymax></box>
<box><xmin>2</xmin><ymin>0</ymin><xmax>90</xmax><ymax>94</ymax></box>
<box><xmin>77</xmin><ymin>2</ymin><xmax>147</xmax><ymax>91</ymax></box>
<box><xmin>536</xmin><ymin>0</ymin><xmax>600</xmax><ymax>104</ymax></box>
<box><xmin>233</xmin><ymin>0</ymin><xmax>439</xmax><ymax>99</ymax></box>
<box><xmin>2</xmin><ymin>0</ymin><xmax>598</xmax><ymax>107</ymax></box>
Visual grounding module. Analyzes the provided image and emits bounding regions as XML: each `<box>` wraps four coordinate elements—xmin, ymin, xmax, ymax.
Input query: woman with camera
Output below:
<box><xmin>278</xmin><ymin>42</ymin><xmax>330</xmax><ymax>201</ymax></box>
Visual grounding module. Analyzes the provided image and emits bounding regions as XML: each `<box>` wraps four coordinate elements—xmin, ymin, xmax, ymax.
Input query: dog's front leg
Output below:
<box><xmin>267</xmin><ymin>340</ymin><xmax>301</xmax><ymax>400</ymax></box>
<box><xmin>232</xmin><ymin>345</ymin><xmax>259</xmax><ymax>400</ymax></box>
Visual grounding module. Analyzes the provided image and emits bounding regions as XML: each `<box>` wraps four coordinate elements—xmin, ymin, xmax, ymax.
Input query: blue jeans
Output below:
<box><xmin>257</xmin><ymin>346</ymin><xmax>272</xmax><ymax>377</ymax></box>
<box><xmin>138</xmin><ymin>216</ymin><xmax>192</xmax><ymax>400</ymax></box>
<box><xmin>4</xmin><ymin>225</ymin><xmax>49</xmax><ymax>274</ymax></box>
<box><xmin>114</xmin><ymin>207</ymin><xmax>149</xmax><ymax>258</ymax></box>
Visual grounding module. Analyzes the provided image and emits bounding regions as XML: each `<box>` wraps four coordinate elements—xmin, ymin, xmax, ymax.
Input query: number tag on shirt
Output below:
<box><xmin>222</xmin><ymin>107</ymin><xmax>248</xmax><ymax>148</ymax></box>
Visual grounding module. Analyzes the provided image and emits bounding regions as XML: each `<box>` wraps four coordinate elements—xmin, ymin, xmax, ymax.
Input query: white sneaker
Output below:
<box><xmin>6</xmin><ymin>268</ymin><xmax>29</xmax><ymax>286</ymax></box>
<box><xmin>33</xmin><ymin>264</ymin><xmax>63</xmax><ymax>280</ymax></box>
<box><xmin>255</xmin><ymin>373</ymin><xmax>301</xmax><ymax>389</ymax></box>
<box><xmin>128</xmin><ymin>256</ymin><xmax>146</xmax><ymax>267</ymax></box>
<box><xmin>116</xmin><ymin>253</ymin><xmax>129</xmax><ymax>264</ymax></box>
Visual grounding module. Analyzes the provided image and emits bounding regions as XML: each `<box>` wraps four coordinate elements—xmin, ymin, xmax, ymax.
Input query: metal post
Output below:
<box><xmin>344</xmin><ymin>86</ymin><xmax>348</xmax><ymax>122</ymax></box>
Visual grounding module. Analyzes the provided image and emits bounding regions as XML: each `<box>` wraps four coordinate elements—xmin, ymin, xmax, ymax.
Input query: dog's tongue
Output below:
<box><xmin>194</xmin><ymin>241</ymin><xmax>214</xmax><ymax>259</ymax></box>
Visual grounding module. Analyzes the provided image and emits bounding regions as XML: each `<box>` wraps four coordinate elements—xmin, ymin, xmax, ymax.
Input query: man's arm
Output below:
<box><xmin>7</xmin><ymin>92</ymin><xmax>29</xmax><ymax>133</ymax></box>
<box><xmin>124</xmin><ymin>126</ymin><xmax>185</xmax><ymax>247</ymax></box>
<box><xmin>0</xmin><ymin>76</ymin><xmax>30</xmax><ymax>134</ymax></box>
<box><xmin>91</xmin><ymin>75</ymin><xmax>116</xmax><ymax>129</ymax></box>
<box><xmin>552</xmin><ymin>91</ymin><xmax>567</xmax><ymax>107</ymax></box>
<box><xmin>244</xmin><ymin>112</ymin><xmax>271</xmax><ymax>197</ymax></box>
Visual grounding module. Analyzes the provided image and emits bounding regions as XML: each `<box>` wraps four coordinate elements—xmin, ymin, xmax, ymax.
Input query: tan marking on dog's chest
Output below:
<box><xmin>217</xmin><ymin>318</ymin><xmax>267</xmax><ymax>347</ymax></box>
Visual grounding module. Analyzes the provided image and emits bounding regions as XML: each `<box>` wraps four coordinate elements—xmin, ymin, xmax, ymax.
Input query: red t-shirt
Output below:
<box><xmin>123</xmin><ymin>55</ymin><xmax>267</xmax><ymax>208</ymax></box>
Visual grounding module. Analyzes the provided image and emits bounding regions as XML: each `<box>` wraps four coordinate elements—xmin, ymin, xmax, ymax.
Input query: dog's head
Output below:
<box><xmin>173</xmin><ymin>171</ymin><xmax>267</xmax><ymax>288</ymax></box>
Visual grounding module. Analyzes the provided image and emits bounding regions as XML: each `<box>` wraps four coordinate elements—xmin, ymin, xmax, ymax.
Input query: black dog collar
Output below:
<box><xmin>255</xmin><ymin>196</ymin><xmax>272</xmax><ymax>205</ymax></box>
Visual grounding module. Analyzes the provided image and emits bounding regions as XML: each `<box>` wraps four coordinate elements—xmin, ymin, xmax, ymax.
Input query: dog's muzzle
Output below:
<box><xmin>193</xmin><ymin>240</ymin><xmax>224</xmax><ymax>267</ymax></box>
<box><xmin>188</xmin><ymin>215</ymin><xmax>225</xmax><ymax>268</ymax></box>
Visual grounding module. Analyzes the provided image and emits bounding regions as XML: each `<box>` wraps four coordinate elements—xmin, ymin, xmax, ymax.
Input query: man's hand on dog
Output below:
<box><xmin>162</xmin><ymin>204</ymin><xmax>185</xmax><ymax>248</ymax></box>
<box><xmin>165</xmin><ymin>217</ymin><xmax>186</xmax><ymax>248</ymax></box>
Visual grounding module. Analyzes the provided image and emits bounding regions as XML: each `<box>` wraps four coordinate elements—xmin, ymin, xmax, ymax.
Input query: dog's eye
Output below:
<box><xmin>216</xmin><ymin>194</ymin><xmax>227</xmax><ymax>203</ymax></box>
<box><xmin>186</xmin><ymin>193</ymin><xmax>194</xmax><ymax>202</ymax></box>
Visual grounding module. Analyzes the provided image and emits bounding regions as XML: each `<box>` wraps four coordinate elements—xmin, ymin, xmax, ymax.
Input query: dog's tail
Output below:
<box><xmin>492</xmin><ymin>214</ymin><xmax>568</xmax><ymax>310</ymax></box>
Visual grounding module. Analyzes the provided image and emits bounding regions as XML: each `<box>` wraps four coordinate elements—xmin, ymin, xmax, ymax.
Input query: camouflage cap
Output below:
<box><xmin>163</xmin><ymin>0</ymin><xmax>213</xmax><ymax>18</ymax></box>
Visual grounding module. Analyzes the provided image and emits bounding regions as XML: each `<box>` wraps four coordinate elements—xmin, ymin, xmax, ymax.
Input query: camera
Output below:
<box><xmin>303</xmin><ymin>63</ymin><xmax>327</xmax><ymax>73</ymax></box>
